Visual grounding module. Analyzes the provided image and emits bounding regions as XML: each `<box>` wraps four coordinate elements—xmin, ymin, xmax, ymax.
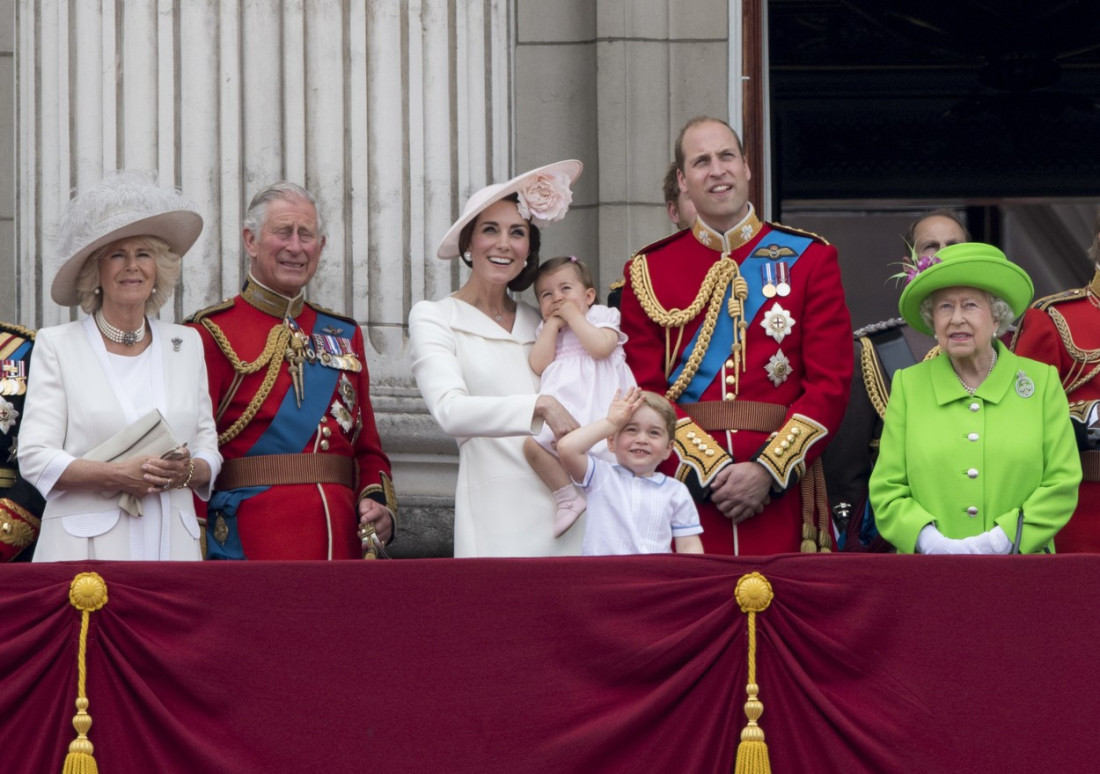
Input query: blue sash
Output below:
<box><xmin>670</xmin><ymin>231</ymin><xmax>812</xmax><ymax>403</ymax></box>
<box><xmin>208</xmin><ymin>310</ymin><xmax>346</xmax><ymax>513</ymax></box>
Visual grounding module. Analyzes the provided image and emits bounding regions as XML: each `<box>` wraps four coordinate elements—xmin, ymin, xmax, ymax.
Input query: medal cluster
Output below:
<box><xmin>0</xmin><ymin>360</ymin><xmax>27</xmax><ymax>396</ymax></box>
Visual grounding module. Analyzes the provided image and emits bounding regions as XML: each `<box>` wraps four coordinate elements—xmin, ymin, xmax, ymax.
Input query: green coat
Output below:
<box><xmin>869</xmin><ymin>341</ymin><xmax>1081</xmax><ymax>553</ymax></box>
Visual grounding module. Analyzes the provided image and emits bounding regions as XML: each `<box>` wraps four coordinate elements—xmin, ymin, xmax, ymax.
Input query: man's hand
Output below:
<box><xmin>709</xmin><ymin>462</ymin><xmax>773</xmax><ymax>524</ymax></box>
<box><xmin>358</xmin><ymin>498</ymin><xmax>394</xmax><ymax>544</ymax></box>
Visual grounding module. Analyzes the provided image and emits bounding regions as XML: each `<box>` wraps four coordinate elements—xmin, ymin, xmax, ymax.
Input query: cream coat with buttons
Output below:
<box><xmin>870</xmin><ymin>342</ymin><xmax>1080</xmax><ymax>554</ymax></box>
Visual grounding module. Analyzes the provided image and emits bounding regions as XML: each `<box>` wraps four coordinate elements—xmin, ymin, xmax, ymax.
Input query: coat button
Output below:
<box><xmin>723</xmin><ymin>393</ymin><xmax>735</xmax><ymax>401</ymax></box>
<box><xmin>725</xmin><ymin>375</ymin><xmax>735</xmax><ymax>385</ymax></box>
<box><xmin>967</xmin><ymin>506</ymin><xmax>978</xmax><ymax>516</ymax></box>
<box><xmin>967</xmin><ymin>432</ymin><xmax>979</xmax><ymax>442</ymax></box>
<box><xmin>725</xmin><ymin>359</ymin><xmax>736</xmax><ymax>370</ymax></box>
<box><xmin>969</xmin><ymin>402</ymin><xmax>980</xmax><ymax>412</ymax></box>
<box><xmin>967</xmin><ymin>468</ymin><xmax>979</xmax><ymax>479</ymax></box>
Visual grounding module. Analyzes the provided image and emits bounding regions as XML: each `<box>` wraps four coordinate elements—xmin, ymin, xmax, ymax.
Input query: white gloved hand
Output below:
<box><xmin>916</xmin><ymin>523</ymin><xmax>966</xmax><ymax>555</ymax></box>
<box><xmin>958</xmin><ymin>525</ymin><xmax>1013</xmax><ymax>555</ymax></box>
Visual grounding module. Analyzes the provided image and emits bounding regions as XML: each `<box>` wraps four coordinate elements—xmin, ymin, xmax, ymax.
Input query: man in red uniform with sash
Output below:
<box><xmin>0</xmin><ymin>322</ymin><xmax>44</xmax><ymax>561</ymax></box>
<box><xmin>189</xmin><ymin>182</ymin><xmax>396</xmax><ymax>559</ymax></box>
<box><xmin>1012</xmin><ymin>212</ymin><xmax>1100</xmax><ymax>552</ymax></box>
<box><xmin>619</xmin><ymin>117</ymin><xmax>852</xmax><ymax>554</ymax></box>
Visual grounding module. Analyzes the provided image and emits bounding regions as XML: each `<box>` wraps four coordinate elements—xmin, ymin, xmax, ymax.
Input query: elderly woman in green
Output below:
<box><xmin>869</xmin><ymin>243</ymin><xmax>1080</xmax><ymax>554</ymax></box>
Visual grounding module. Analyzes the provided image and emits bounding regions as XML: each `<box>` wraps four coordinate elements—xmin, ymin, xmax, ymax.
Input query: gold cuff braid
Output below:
<box><xmin>672</xmin><ymin>418</ymin><xmax>732</xmax><ymax>487</ymax></box>
<box><xmin>755</xmin><ymin>414</ymin><xmax>828</xmax><ymax>489</ymax></box>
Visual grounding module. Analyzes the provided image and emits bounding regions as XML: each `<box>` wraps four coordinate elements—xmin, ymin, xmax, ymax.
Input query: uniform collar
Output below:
<box><xmin>1089</xmin><ymin>266</ymin><xmax>1100</xmax><ymax>299</ymax></box>
<box><xmin>690</xmin><ymin>203</ymin><xmax>762</xmax><ymax>253</ymax></box>
<box><xmin>241</xmin><ymin>274</ymin><xmax>305</xmax><ymax>318</ymax></box>
<box><xmin>930</xmin><ymin>340</ymin><xmax>1016</xmax><ymax>406</ymax></box>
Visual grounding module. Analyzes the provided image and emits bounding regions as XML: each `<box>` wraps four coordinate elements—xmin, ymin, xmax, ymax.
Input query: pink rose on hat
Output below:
<box><xmin>516</xmin><ymin>172</ymin><xmax>573</xmax><ymax>226</ymax></box>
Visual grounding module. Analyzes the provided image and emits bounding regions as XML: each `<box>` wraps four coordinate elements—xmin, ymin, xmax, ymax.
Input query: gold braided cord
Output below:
<box><xmin>1047</xmin><ymin>307</ymin><xmax>1100</xmax><ymax>394</ymax></box>
<box><xmin>201</xmin><ymin>318</ymin><xmax>292</xmax><ymax>446</ymax></box>
<box><xmin>630</xmin><ymin>255</ymin><xmax>745</xmax><ymax>402</ymax></box>
<box><xmin>858</xmin><ymin>336</ymin><xmax>890</xmax><ymax>421</ymax></box>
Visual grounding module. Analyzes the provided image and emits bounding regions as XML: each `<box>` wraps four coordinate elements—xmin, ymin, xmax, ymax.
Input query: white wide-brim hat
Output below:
<box><xmin>435</xmin><ymin>159</ymin><xmax>583</xmax><ymax>260</ymax></box>
<box><xmin>51</xmin><ymin>170</ymin><xmax>203</xmax><ymax>307</ymax></box>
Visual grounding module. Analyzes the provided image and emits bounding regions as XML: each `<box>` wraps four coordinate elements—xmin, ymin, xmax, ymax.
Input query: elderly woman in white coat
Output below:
<box><xmin>409</xmin><ymin>161</ymin><xmax>585</xmax><ymax>557</ymax></box>
<box><xmin>19</xmin><ymin>171</ymin><xmax>222</xmax><ymax>561</ymax></box>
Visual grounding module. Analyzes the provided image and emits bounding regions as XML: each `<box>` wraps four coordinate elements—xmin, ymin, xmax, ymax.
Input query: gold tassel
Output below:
<box><xmin>734</xmin><ymin>572</ymin><xmax>774</xmax><ymax>774</ymax></box>
<box><xmin>62</xmin><ymin>573</ymin><xmax>109</xmax><ymax>774</ymax></box>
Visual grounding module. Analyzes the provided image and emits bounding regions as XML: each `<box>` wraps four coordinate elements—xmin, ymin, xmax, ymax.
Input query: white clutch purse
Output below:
<box><xmin>84</xmin><ymin>409</ymin><xmax>181</xmax><ymax>516</ymax></box>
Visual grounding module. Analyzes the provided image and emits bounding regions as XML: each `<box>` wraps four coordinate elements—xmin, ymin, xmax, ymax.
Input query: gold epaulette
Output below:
<box><xmin>1032</xmin><ymin>287</ymin><xmax>1087</xmax><ymax>311</ymax></box>
<box><xmin>306</xmin><ymin>301</ymin><xmax>357</xmax><ymax>327</ymax></box>
<box><xmin>769</xmin><ymin>221</ymin><xmax>831</xmax><ymax>247</ymax></box>
<box><xmin>608</xmin><ymin>278</ymin><xmax>624</xmax><ymax>292</ymax></box>
<box><xmin>186</xmin><ymin>297</ymin><xmax>236</xmax><ymax>324</ymax></box>
<box><xmin>672</xmin><ymin>418</ymin><xmax>731</xmax><ymax>487</ymax></box>
<box><xmin>858</xmin><ymin>336</ymin><xmax>890</xmax><ymax>421</ymax></box>
<box><xmin>922</xmin><ymin>345</ymin><xmax>942</xmax><ymax>361</ymax></box>
<box><xmin>755</xmin><ymin>414</ymin><xmax>828</xmax><ymax>489</ymax></box>
<box><xmin>1069</xmin><ymin>399</ymin><xmax>1098</xmax><ymax>424</ymax></box>
<box><xmin>0</xmin><ymin>321</ymin><xmax>35</xmax><ymax>341</ymax></box>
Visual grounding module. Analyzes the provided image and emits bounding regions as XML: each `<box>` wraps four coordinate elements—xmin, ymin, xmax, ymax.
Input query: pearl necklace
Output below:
<box><xmin>94</xmin><ymin>310</ymin><xmax>146</xmax><ymax>346</ymax></box>
<box><xmin>954</xmin><ymin>350</ymin><xmax>997</xmax><ymax>395</ymax></box>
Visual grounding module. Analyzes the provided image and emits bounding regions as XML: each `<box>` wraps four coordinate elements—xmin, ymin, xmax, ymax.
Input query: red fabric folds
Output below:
<box><xmin>2</xmin><ymin>555</ymin><xmax>1099</xmax><ymax>773</ymax></box>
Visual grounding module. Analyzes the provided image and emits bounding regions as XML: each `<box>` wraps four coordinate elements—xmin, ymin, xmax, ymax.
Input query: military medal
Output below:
<box><xmin>1015</xmin><ymin>370</ymin><xmax>1035</xmax><ymax>398</ymax></box>
<box><xmin>330</xmin><ymin>399</ymin><xmax>354</xmax><ymax>433</ymax></box>
<box><xmin>761</xmin><ymin>303</ymin><xmax>796</xmax><ymax>344</ymax></box>
<box><xmin>776</xmin><ymin>262</ymin><xmax>791</xmax><ymax>297</ymax></box>
<box><xmin>761</xmin><ymin>263</ymin><xmax>777</xmax><ymax>298</ymax></box>
<box><xmin>0</xmin><ymin>397</ymin><xmax>18</xmax><ymax>434</ymax></box>
<box><xmin>765</xmin><ymin>349</ymin><xmax>792</xmax><ymax>387</ymax></box>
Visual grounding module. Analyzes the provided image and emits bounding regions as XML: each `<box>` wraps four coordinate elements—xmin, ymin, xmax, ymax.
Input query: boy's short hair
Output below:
<box><xmin>638</xmin><ymin>390</ymin><xmax>677</xmax><ymax>439</ymax></box>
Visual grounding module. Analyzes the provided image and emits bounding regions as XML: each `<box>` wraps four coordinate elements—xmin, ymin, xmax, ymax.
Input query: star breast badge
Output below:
<box><xmin>765</xmin><ymin>350</ymin><xmax>792</xmax><ymax>387</ymax></box>
<box><xmin>760</xmin><ymin>303</ymin><xmax>796</xmax><ymax>343</ymax></box>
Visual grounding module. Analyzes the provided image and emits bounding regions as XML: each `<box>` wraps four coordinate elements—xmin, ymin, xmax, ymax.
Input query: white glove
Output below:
<box><xmin>916</xmin><ymin>523</ymin><xmax>965</xmax><ymax>555</ymax></box>
<box><xmin>958</xmin><ymin>526</ymin><xmax>1012</xmax><ymax>555</ymax></box>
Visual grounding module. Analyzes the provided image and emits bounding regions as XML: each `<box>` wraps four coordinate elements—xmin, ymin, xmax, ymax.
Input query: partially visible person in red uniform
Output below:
<box><xmin>618</xmin><ymin>116</ymin><xmax>852</xmax><ymax>555</ymax></box>
<box><xmin>188</xmin><ymin>182</ymin><xmax>396</xmax><ymax>560</ymax></box>
<box><xmin>1011</xmin><ymin>209</ymin><xmax>1100</xmax><ymax>552</ymax></box>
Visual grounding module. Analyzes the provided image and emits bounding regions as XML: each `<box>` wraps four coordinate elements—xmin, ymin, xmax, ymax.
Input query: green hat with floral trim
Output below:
<box><xmin>898</xmin><ymin>242</ymin><xmax>1034</xmax><ymax>335</ymax></box>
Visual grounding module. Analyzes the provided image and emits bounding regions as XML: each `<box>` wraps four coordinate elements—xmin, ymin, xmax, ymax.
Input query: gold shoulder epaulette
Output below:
<box><xmin>0</xmin><ymin>321</ymin><xmax>35</xmax><ymax>341</ymax></box>
<box><xmin>769</xmin><ymin>222</ymin><xmax>830</xmax><ymax>246</ymax></box>
<box><xmin>608</xmin><ymin>278</ymin><xmax>625</xmax><ymax>292</ymax></box>
<box><xmin>1032</xmin><ymin>287</ymin><xmax>1086</xmax><ymax>311</ymax></box>
<box><xmin>186</xmin><ymin>297</ymin><xmax>236</xmax><ymax>324</ymax></box>
<box><xmin>306</xmin><ymin>301</ymin><xmax>357</xmax><ymax>326</ymax></box>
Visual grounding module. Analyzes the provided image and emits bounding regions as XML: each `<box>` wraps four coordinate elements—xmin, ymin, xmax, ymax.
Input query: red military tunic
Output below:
<box><xmin>189</xmin><ymin>277</ymin><xmax>396</xmax><ymax>559</ymax></box>
<box><xmin>620</xmin><ymin>206</ymin><xmax>852</xmax><ymax>554</ymax></box>
<box><xmin>1011</xmin><ymin>269</ymin><xmax>1100</xmax><ymax>552</ymax></box>
<box><xmin>0</xmin><ymin>322</ymin><xmax>44</xmax><ymax>561</ymax></box>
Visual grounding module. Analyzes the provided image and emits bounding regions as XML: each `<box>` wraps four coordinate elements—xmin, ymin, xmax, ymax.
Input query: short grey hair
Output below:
<box><xmin>919</xmin><ymin>290</ymin><xmax>1016</xmax><ymax>337</ymax></box>
<box><xmin>242</xmin><ymin>182</ymin><xmax>327</xmax><ymax>240</ymax></box>
<box><xmin>75</xmin><ymin>236</ymin><xmax>180</xmax><ymax>315</ymax></box>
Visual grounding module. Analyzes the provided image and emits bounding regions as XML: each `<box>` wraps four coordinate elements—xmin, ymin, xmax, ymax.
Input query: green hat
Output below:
<box><xmin>898</xmin><ymin>242</ymin><xmax>1034</xmax><ymax>335</ymax></box>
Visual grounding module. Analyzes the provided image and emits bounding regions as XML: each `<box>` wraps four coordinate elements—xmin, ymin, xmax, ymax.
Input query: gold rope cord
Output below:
<box><xmin>858</xmin><ymin>336</ymin><xmax>890</xmax><ymax>421</ymax></box>
<box><xmin>63</xmin><ymin>572</ymin><xmax>108</xmax><ymax>774</ymax></box>
<box><xmin>201</xmin><ymin>318</ymin><xmax>291</xmax><ymax>446</ymax></box>
<box><xmin>630</xmin><ymin>255</ymin><xmax>746</xmax><ymax>402</ymax></box>
<box><xmin>734</xmin><ymin>572</ymin><xmax>774</xmax><ymax>774</ymax></box>
<box><xmin>1047</xmin><ymin>308</ymin><xmax>1100</xmax><ymax>394</ymax></box>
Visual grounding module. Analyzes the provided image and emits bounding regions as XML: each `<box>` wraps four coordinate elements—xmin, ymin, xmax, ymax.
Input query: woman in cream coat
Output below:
<box><xmin>409</xmin><ymin>161</ymin><xmax>585</xmax><ymax>557</ymax></box>
<box><xmin>19</xmin><ymin>171</ymin><xmax>221</xmax><ymax>561</ymax></box>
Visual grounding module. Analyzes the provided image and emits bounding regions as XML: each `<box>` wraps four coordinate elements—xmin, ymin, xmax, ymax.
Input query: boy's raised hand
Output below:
<box><xmin>607</xmin><ymin>386</ymin><xmax>644</xmax><ymax>429</ymax></box>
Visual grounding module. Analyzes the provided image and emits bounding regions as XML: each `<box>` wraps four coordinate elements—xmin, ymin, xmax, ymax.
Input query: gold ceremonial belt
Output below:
<box><xmin>216</xmin><ymin>453</ymin><xmax>355</xmax><ymax>490</ymax></box>
<box><xmin>1083</xmin><ymin>451</ymin><xmax>1100</xmax><ymax>483</ymax></box>
<box><xmin>679</xmin><ymin>400</ymin><xmax>786</xmax><ymax>433</ymax></box>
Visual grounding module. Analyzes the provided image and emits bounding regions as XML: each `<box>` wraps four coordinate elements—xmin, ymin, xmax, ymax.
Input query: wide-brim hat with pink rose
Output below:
<box><xmin>898</xmin><ymin>242</ymin><xmax>1034</xmax><ymax>335</ymax></box>
<box><xmin>435</xmin><ymin>160</ymin><xmax>583</xmax><ymax>260</ymax></box>
<box><xmin>51</xmin><ymin>170</ymin><xmax>204</xmax><ymax>307</ymax></box>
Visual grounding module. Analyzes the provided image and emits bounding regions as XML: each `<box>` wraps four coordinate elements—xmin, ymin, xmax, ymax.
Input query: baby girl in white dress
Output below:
<box><xmin>523</xmin><ymin>256</ymin><xmax>636</xmax><ymax>537</ymax></box>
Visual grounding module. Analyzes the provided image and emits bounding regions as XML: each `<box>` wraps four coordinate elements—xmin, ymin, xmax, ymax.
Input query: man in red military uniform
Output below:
<box><xmin>1012</xmin><ymin>215</ymin><xmax>1100</xmax><ymax>552</ymax></box>
<box><xmin>619</xmin><ymin>117</ymin><xmax>852</xmax><ymax>554</ymax></box>
<box><xmin>0</xmin><ymin>322</ymin><xmax>44</xmax><ymax>561</ymax></box>
<box><xmin>189</xmin><ymin>182</ymin><xmax>396</xmax><ymax>559</ymax></box>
